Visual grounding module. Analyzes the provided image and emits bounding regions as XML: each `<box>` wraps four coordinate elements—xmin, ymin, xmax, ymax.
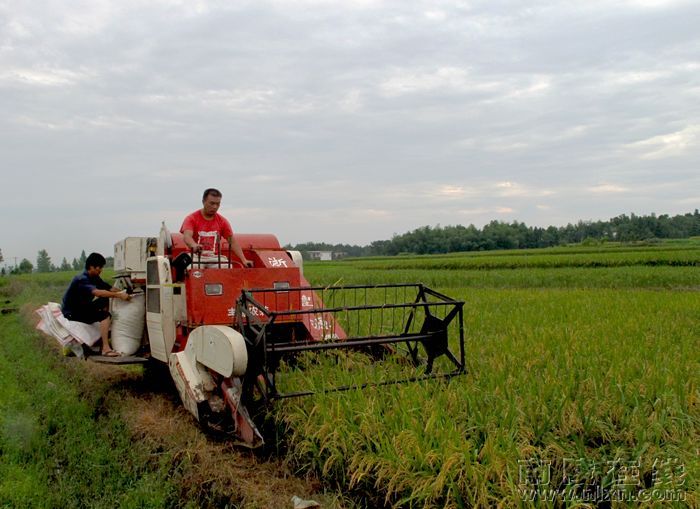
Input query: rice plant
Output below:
<box><xmin>277</xmin><ymin>246</ymin><xmax>700</xmax><ymax>507</ymax></box>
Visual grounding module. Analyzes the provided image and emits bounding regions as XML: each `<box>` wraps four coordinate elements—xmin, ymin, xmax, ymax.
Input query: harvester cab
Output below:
<box><xmin>112</xmin><ymin>224</ymin><xmax>465</xmax><ymax>448</ymax></box>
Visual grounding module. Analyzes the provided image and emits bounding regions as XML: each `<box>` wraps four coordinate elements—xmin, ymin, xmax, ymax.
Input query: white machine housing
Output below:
<box><xmin>145</xmin><ymin>256</ymin><xmax>186</xmax><ymax>362</ymax></box>
<box><xmin>168</xmin><ymin>326</ymin><xmax>248</xmax><ymax>419</ymax></box>
<box><xmin>114</xmin><ymin>237</ymin><xmax>151</xmax><ymax>281</ymax></box>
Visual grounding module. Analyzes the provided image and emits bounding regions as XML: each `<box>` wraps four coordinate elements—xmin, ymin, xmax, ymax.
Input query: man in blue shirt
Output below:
<box><xmin>62</xmin><ymin>252</ymin><xmax>131</xmax><ymax>356</ymax></box>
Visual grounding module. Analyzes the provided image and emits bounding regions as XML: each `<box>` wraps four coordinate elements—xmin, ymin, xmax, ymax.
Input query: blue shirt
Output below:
<box><xmin>61</xmin><ymin>271</ymin><xmax>111</xmax><ymax>318</ymax></box>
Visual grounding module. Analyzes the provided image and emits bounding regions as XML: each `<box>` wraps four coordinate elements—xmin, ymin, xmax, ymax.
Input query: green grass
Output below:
<box><xmin>279</xmin><ymin>245</ymin><xmax>700</xmax><ymax>507</ymax></box>
<box><xmin>0</xmin><ymin>272</ymin><xmax>178</xmax><ymax>508</ymax></box>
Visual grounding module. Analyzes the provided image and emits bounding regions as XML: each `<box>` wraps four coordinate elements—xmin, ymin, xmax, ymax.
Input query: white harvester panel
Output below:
<box><xmin>114</xmin><ymin>237</ymin><xmax>150</xmax><ymax>280</ymax></box>
<box><xmin>146</xmin><ymin>256</ymin><xmax>178</xmax><ymax>362</ymax></box>
<box><xmin>287</xmin><ymin>250</ymin><xmax>304</xmax><ymax>276</ymax></box>
<box><xmin>188</xmin><ymin>326</ymin><xmax>248</xmax><ymax>378</ymax></box>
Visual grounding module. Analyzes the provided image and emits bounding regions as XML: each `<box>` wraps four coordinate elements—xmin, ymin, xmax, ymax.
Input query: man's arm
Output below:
<box><xmin>93</xmin><ymin>288</ymin><xmax>132</xmax><ymax>301</ymax></box>
<box><xmin>227</xmin><ymin>235</ymin><xmax>254</xmax><ymax>267</ymax></box>
<box><xmin>183</xmin><ymin>229</ymin><xmax>201</xmax><ymax>252</ymax></box>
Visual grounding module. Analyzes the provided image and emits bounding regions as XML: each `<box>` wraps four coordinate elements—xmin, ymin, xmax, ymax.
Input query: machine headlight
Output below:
<box><xmin>205</xmin><ymin>283</ymin><xmax>224</xmax><ymax>296</ymax></box>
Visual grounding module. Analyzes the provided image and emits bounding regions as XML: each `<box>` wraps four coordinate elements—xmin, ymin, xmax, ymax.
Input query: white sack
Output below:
<box><xmin>35</xmin><ymin>302</ymin><xmax>102</xmax><ymax>347</ymax></box>
<box><xmin>110</xmin><ymin>292</ymin><xmax>145</xmax><ymax>355</ymax></box>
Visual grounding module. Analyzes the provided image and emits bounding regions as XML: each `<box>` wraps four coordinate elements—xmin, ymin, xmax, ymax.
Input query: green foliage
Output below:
<box><xmin>59</xmin><ymin>257</ymin><xmax>72</xmax><ymax>271</ymax></box>
<box><xmin>36</xmin><ymin>249</ymin><xmax>52</xmax><ymax>273</ymax></box>
<box><xmin>368</xmin><ymin>211</ymin><xmax>700</xmax><ymax>255</ymax></box>
<box><xmin>286</xmin><ymin>210</ymin><xmax>700</xmax><ymax>257</ymax></box>
<box><xmin>15</xmin><ymin>258</ymin><xmax>33</xmax><ymax>274</ymax></box>
<box><xmin>288</xmin><ymin>242</ymin><xmax>366</xmax><ymax>259</ymax></box>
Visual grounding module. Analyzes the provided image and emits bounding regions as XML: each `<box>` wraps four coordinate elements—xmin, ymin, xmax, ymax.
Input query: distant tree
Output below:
<box><xmin>60</xmin><ymin>257</ymin><xmax>72</xmax><ymax>271</ymax></box>
<box><xmin>1</xmin><ymin>267</ymin><xmax>5</xmax><ymax>277</ymax></box>
<box><xmin>18</xmin><ymin>258</ymin><xmax>33</xmax><ymax>274</ymax></box>
<box><xmin>293</xmin><ymin>209</ymin><xmax>700</xmax><ymax>257</ymax></box>
<box><xmin>79</xmin><ymin>250</ymin><xmax>87</xmax><ymax>269</ymax></box>
<box><xmin>0</xmin><ymin>248</ymin><xmax>3</xmax><ymax>265</ymax></box>
<box><xmin>71</xmin><ymin>257</ymin><xmax>81</xmax><ymax>271</ymax></box>
<box><xmin>36</xmin><ymin>249</ymin><xmax>52</xmax><ymax>273</ymax></box>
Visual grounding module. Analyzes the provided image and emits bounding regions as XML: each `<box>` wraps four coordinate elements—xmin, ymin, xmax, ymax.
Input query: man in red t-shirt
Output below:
<box><xmin>180</xmin><ymin>188</ymin><xmax>253</xmax><ymax>267</ymax></box>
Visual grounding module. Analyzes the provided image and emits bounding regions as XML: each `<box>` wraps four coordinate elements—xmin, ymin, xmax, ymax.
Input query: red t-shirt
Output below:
<box><xmin>180</xmin><ymin>210</ymin><xmax>233</xmax><ymax>254</ymax></box>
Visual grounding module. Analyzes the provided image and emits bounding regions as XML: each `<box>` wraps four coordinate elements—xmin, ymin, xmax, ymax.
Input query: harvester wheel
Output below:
<box><xmin>142</xmin><ymin>359</ymin><xmax>176</xmax><ymax>393</ymax></box>
<box><xmin>197</xmin><ymin>399</ymin><xmax>232</xmax><ymax>438</ymax></box>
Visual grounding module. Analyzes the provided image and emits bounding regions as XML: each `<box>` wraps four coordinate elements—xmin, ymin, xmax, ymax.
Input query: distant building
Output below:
<box><xmin>306</xmin><ymin>251</ymin><xmax>347</xmax><ymax>261</ymax></box>
<box><xmin>307</xmin><ymin>251</ymin><xmax>333</xmax><ymax>261</ymax></box>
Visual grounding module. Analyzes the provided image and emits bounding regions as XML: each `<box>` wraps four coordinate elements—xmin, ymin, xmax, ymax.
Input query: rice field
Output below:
<box><xmin>275</xmin><ymin>242</ymin><xmax>699</xmax><ymax>508</ymax></box>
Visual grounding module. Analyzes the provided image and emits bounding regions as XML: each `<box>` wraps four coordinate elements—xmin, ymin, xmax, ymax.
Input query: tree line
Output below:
<box><xmin>288</xmin><ymin>210</ymin><xmax>700</xmax><ymax>257</ymax></box>
<box><xmin>2</xmin><ymin>250</ymin><xmax>114</xmax><ymax>275</ymax></box>
<box><xmin>2</xmin><ymin>210</ymin><xmax>698</xmax><ymax>274</ymax></box>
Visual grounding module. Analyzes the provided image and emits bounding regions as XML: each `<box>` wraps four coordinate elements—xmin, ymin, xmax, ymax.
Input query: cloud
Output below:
<box><xmin>457</xmin><ymin>207</ymin><xmax>491</xmax><ymax>216</ymax></box>
<box><xmin>626</xmin><ymin>125</ymin><xmax>700</xmax><ymax>159</ymax></box>
<box><xmin>379</xmin><ymin>67</ymin><xmax>473</xmax><ymax>96</ymax></box>
<box><xmin>243</xmin><ymin>174</ymin><xmax>290</xmax><ymax>184</ymax></box>
<box><xmin>1</xmin><ymin>0</ymin><xmax>699</xmax><ymax>261</ymax></box>
<box><xmin>338</xmin><ymin>89</ymin><xmax>364</xmax><ymax>113</ymax></box>
<box><xmin>423</xmin><ymin>10</ymin><xmax>447</xmax><ymax>21</ymax></box>
<box><xmin>1</xmin><ymin>67</ymin><xmax>90</xmax><ymax>86</ymax></box>
<box><xmin>606</xmin><ymin>70</ymin><xmax>668</xmax><ymax>85</ymax></box>
<box><xmin>437</xmin><ymin>185</ymin><xmax>467</xmax><ymax>198</ymax></box>
<box><xmin>499</xmin><ymin>76</ymin><xmax>552</xmax><ymax>100</ymax></box>
<box><xmin>13</xmin><ymin>113</ymin><xmax>168</xmax><ymax>132</ymax></box>
<box><xmin>623</xmin><ymin>0</ymin><xmax>694</xmax><ymax>8</ymax></box>
<box><xmin>494</xmin><ymin>181</ymin><xmax>555</xmax><ymax>198</ymax></box>
<box><xmin>587</xmin><ymin>184</ymin><xmax>629</xmax><ymax>194</ymax></box>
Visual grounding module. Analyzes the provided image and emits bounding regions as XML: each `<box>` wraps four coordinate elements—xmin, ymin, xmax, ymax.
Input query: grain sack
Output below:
<box><xmin>111</xmin><ymin>292</ymin><xmax>145</xmax><ymax>355</ymax></box>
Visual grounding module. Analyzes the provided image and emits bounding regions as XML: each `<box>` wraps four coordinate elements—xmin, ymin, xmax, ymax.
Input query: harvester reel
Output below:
<box><xmin>235</xmin><ymin>284</ymin><xmax>466</xmax><ymax>400</ymax></box>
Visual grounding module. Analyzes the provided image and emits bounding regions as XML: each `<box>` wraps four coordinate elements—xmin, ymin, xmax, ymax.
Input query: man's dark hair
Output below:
<box><xmin>85</xmin><ymin>252</ymin><xmax>106</xmax><ymax>270</ymax></box>
<box><xmin>202</xmin><ymin>188</ymin><xmax>222</xmax><ymax>201</ymax></box>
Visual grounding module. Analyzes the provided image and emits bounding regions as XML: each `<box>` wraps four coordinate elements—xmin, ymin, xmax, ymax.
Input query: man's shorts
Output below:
<box><xmin>65</xmin><ymin>298</ymin><xmax>110</xmax><ymax>324</ymax></box>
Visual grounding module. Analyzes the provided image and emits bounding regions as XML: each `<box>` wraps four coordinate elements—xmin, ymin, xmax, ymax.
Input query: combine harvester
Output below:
<box><xmin>108</xmin><ymin>225</ymin><xmax>465</xmax><ymax>447</ymax></box>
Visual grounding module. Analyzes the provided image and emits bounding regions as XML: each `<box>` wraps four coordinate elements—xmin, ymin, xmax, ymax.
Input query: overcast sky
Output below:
<box><xmin>1</xmin><ymin>0</ymin><xmax>698</xmax><ymax>266</ymax></box>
